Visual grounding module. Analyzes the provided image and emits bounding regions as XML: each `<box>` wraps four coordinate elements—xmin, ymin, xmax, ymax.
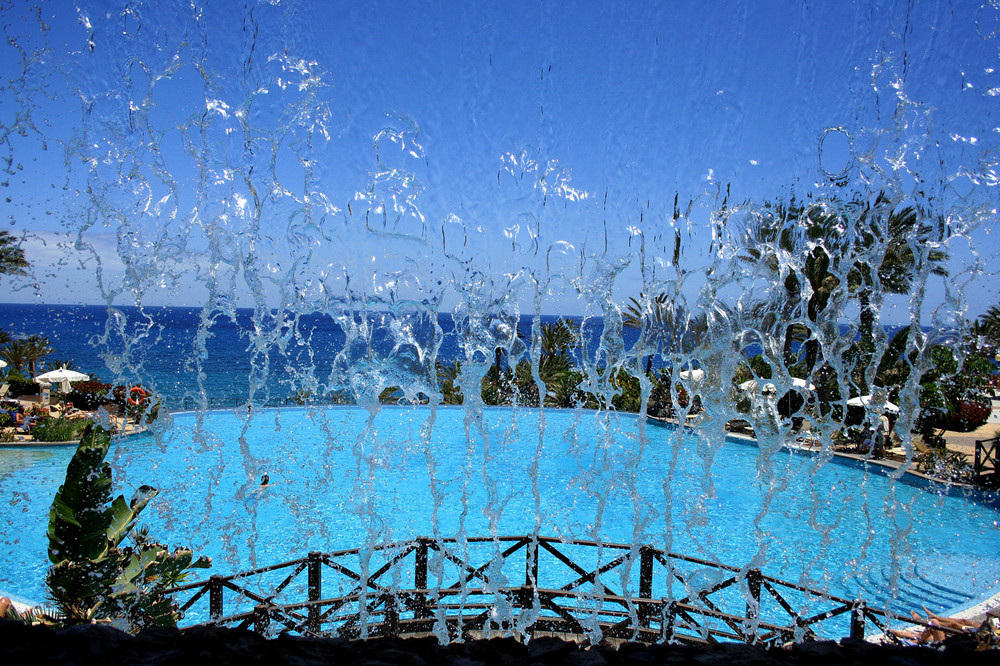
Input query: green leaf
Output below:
<box><xmin>47</xmin><ymin>425</ymin><xmax>114</xmax><ymax>564</ymax></box>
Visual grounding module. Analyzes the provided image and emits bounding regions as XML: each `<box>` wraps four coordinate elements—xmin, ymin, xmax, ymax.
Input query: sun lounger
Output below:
<box><xmin>725</xmin><ymin>419</ymin><xmax>755</xmax><ymax>436</ymax></box>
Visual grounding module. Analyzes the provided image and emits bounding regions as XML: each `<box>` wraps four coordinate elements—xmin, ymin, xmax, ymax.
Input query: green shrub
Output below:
<box><xmin>952</xmin><ymin>397</ymin><xmax>991</xmax><ymax>432</ymax></box>
<box><xmin>32</xmin><ymin>417</ymin><xmax>92</xmax><ymax>443</ymax></box>
<box><xmin>0</xmin><ymin>411</ymin><xmax>12</xmax><ymax>428</ymax></box>
<box><xmin>915</xmin><ymin>448</ymin><xmax>973</xmax><ymax>484</ymax></box>
<box><xmin>6</xmin><ymin>379</ymin><xmax>39</xmax><ymax>398</ymax></box>
<box><xmin>65</xmin><ymin>381</ymin><xmax>112</xmax><ymax>410</ymax></box>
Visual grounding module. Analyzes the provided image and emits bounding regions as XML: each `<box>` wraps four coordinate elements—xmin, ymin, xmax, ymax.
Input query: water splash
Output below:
<box><xmin>0</xmin><ymin>0</ymin><xmax>998</xmax><ymax>643</ymax></box>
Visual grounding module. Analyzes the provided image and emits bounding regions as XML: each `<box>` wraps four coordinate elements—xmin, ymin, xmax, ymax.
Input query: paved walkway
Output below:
<box><xmin>939</xmin><ymin>421</ymin><xmax>998</xmax><ymax>458</ymax></box>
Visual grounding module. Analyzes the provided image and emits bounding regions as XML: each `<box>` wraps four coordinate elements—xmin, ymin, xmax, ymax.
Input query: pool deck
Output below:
<box><xmin>0</xmin><ymin>421</ymin><xmax>148</xmax><ymax>446</ymax></box>
<box><xmin>0</xmin><ymin>396</ymin><xmax>148</xmax><ymax>446</ymax></box>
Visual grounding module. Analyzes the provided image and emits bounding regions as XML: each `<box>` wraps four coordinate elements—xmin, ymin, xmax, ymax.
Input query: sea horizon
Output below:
<box><xmin>0</xmin><ymin>302</ymin><xmax>929</xmax><ymax>411</ymax></box>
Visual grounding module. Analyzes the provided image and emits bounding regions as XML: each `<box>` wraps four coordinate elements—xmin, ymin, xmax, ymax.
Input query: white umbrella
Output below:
<box><xmin>0</xmin><ymin>360</ymin><xmax>7</xmax><ymax>369</ymax></box>
<box><xmin>35</xmin><ymin>366</ymin><xmax>90</xmax><ymax>393</ymax></box>
<box><xmin>846</xmin><ymin>395</ymin><xmax>900</xmax><ymax>413</ymax></box>
<box><xmin>678</xmin><ymin>369</ymin><xmax>705</xmax><ymax>383</ymax></box>
<box><xmin>740</xmin><ymin>378</ymin><xmax>814</xmax><ymax>392</ymax></box>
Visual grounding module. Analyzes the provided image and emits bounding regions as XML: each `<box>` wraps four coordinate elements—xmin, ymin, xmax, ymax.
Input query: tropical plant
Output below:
<box><xmin>733</xmin><ymin>192</ymin><xmax>950</xmax><ymax>413</ymax></box>
<box><xmin>842</xmin><ymin>196</ymin><xmax>949</xmax><ymax>394</ymax></box>
<box><xmin>0</xmin><ymin>230</ymin><xmax>29</xmax><ymax>278</ymax></box>
<box><xmin>4</xmin><ymin>378</ymin><xmax>38</xmax><ymax>398</ymax></box>
<box><xmin>0</xmin><ymin>335</ymin><xmax>53</xmax><ymax>378</ymax></box>
<box><xmin>437</xmin><ymin>360</ymin><xmax>464</xmax><ymax>405</ymax></box>
<box><xmin>44</xmin><ymin>359</ymin><xmax>79</xmax><ymax>372</ymax></box>
<box><xmin>607</xmin><ymin>367</ymin><xmax>641</xmax><ymax>413</ymax></box>
<box><xmin>914</xmin><ymin>448</ymin><xmax>974</xmax><ymax>484</ymax></box>
<box><xmin>535</xmin><ymin>320</ymin><xmax>584</xmax><ymax>407</ymax></box>
<box><xmin>0</xmin><ymin>338</ymin><xmax>30</xmax><ymax>374</ymax></box>
<box><xmin>733</xmin><ymin>197</ymin><xmax>847</xmax><ymax>373</ymax></box>
<box><xmin>32</xmin><ymin>417</ymin><xmax>92</xmax><ymax>443</ymax></box>
<box><xmin>22</xmin><ymin>335</ymin><xmax>53</xmax><ymax>378</ymax></box>
<box><xmin>45</xmin><ymin>424</ymin><xmax>211</xmax><ymax>630</ymax></box>
<box><xmin>918</xmin><ymin>345</ymin><xmax>994</xmax><ymax>431</ymax></box>
<box><xmin>623</xmin><ymin>293</ymin><xmax>707</xmax><ymax>374</ymax></box>
<box><xmin>378</xmin><ymin>386</ymin><xmax>402</xmax><ymax>404</ymax></box>
<box><xmin>64</xmin><ymin>381</ymin><xmax>112</xmax><ymax>410</ymax></box>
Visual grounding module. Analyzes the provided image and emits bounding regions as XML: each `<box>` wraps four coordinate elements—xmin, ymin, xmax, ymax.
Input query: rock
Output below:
<box><xmin>0</xmin><ymin>619</ymin><xmax>994</xmax><ymax>665</ymax></box>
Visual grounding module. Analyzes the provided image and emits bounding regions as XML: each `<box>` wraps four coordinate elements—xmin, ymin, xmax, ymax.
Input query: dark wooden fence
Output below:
<box><xmin>165</xmin><ymin>535</ymin><xmax>950</xmax><ymax>646</ymax></box>
<box><xmin>975</xmin><ymin>437</ymin><xmax>999</xmax><ymax>488</ymax></box>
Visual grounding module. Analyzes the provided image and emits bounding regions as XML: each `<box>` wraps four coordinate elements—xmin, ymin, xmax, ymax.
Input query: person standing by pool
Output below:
<box><xmin>878</xmin><ymin>413</ymin><xmax>891</xmax><ymax>456</ymax></box>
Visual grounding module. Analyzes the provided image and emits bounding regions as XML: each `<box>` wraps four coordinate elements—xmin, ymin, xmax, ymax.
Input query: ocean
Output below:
<box><xmin>0</xmin><ymin>303</ymin><xmax>646</xmax><ymax>410</ymax></box>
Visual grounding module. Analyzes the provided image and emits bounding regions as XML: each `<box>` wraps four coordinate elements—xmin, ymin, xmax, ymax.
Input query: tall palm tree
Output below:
<box><xmin>533</xmin><ymin>319</ymin><xmax>580</xmax><ymax>407</ymax></box>
<box><xmin>969</xmin><ymin>304</ymin><xmax>1000</xmax><ymax>352</ymax></box>
<box><xmin>843</xmin><ymin>196</ymin><xmax>949</xmax><ymax>394</ymax></box>
<box><xmin>22</xmin><ymin>335</ymin><xmax>53</xmax><ymax>378</ymax></box>
<box><xmin>539</xmin><ymin>319</ymin><xmax>576</xmax><ymax>357</ymax></box>
<box><xmin>734</xmin><ymin>192</ymin><xmax>948</xmax><ymax>384</ymax></box>
<box><xmin>734</xmin><ymin>198</ymin><xmax>848</xmax><ymax>372</ymax></box>
<box><xmin>0</xmin><ymin>230</ymin><xmax>29</xmax><ymax>277</ymax></box>
<box><xmin>436</xmin><ymin>360</ymin><xmax>463</xmax><ymax>405</ymax></box>
<box><xmin>0</xmin><ymin>338</ymin><xmax>30</xmax><ymax>374</ymax></box>
<box><xmin>848</xmin><ymin>196</ymin><xmax>949</xmax><ymax>341</ymax></box>
<box><xmin>623</xmin><ymin>293</ymin><xmax>706</xmax><ymax>374</ymax></box>
<box><xmin>45</xmin><ymin>359</ymin><xmax>79</xmax><ymax>372</ymax></box>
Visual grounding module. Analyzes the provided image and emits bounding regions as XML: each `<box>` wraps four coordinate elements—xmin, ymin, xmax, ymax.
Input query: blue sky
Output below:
<box><xmin>0</xmin><ymin>0</ymin><xmax>998</xmax><ymax>326</ymax></box>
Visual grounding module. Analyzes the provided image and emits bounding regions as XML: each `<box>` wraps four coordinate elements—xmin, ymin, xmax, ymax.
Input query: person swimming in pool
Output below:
<box><xmin>260</xmin><ymin>473</ymin><xmax>270</xmax><ymax>486</ymax></box>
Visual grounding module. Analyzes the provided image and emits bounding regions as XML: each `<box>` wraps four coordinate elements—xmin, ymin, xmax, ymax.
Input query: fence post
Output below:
<box><xmin>254</xmin><ymin>603</ymin><xmax>271</xmax><ymax>635</ymax></box>
<box><xmin>526</xmin><ymin>537</ymin><xmax>539</xmax><ymax>586</ymax></box>
<box><xmin>663</xmin><ymin>599</ymin><xmax>676</xmax><ymax>643</ymax></box>
<box><xmin>850</xmin><ymin>600</ymin><xmax>866</xmax><ymax>639</ymax></box>
<box><xmin>639</xmin><ymin>546</ymin><xmax>654</xmax><ymax>627</ymax></box>
<box><xmin>745</xmin><ymin>568</ymin><xmax>761</xmax><ymax>620</ymax></box>
<box><xmin>307</xmin><ymin>551</ymin><xmax>323</xmax><ymax>633</ymax></box>
<box><xmin>209</xmin><ymin>575</ymin><xmax>223</xmax><ymax>621</ymax></box>
<box><xmin>745</xmin><ymin>568</ymin><xmax>762</xmax><ymax>643</ymax></box>
<box><xmin>384</xmin><ymin>593</ymin><xmax>399</xmax><ymax>636</ymax></box>
<box><xmin>415</xmin><ymin>538</ymin><xmax>430</xmax><ymax>619</ymax></box>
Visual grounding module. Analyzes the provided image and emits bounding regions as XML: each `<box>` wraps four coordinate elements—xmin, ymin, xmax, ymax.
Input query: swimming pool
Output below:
<box><xmin>1</xmin><ymin>405</ymin><xmax>998</xmax><ymax>621</ymax></box>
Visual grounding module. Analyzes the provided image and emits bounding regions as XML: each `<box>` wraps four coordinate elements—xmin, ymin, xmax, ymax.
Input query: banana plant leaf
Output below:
<box><xmin>105</xmin><ymin>485</ymin><xmax>158</xmax><ymax>548</ymax></box>
<box><xmin>47</xmin><ymin>425</ymin><xmax>115</xmax><ymax>564</ymax></box>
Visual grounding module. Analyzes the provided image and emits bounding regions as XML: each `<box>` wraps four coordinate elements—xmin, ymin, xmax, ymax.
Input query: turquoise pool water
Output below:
<box><xmin>1</xmin><ymin>405</ymin><xmax>998</xmax><ymax>619</ymax></box>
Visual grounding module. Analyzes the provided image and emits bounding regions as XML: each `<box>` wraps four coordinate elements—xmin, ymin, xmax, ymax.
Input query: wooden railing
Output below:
<box><xmin>975</xmin><ymin>437</ymin><xmax>999</xmax><ymax>488</ymax></box>
<box><xmin>165</xmin><ymin>535</ymin><xmax>951</xmax><ymax>645</ymax></box>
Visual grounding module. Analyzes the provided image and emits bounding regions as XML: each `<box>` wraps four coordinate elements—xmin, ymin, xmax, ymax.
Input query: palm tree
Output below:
<box><xmin>22</xmin><ymin>335</ymin><xmax>53</xmax><ymax>378</ymax></box>
<box><xmin>623</xmin><ymin>293</ymin><xmax>707</xmax><ymax>374</ymax></box>
<box><xmin>843</xmin><ymin>196</ymin><xmax>949</xmax><ymax>394</ymax></box>
<box><xmin>539</xmin><ymin>319</ymin><xmax>576</xmax><ymax>357</ymax></box>
<box><xmin>45</xmin><ymin>359</ymin><xmax>79</xmax><ymax>372</ymax></box>
<box><xmin>0</xmin><ymin>230</ymin><xmax>28</xmax><ymax>277</ymax></box>
<box><xmin>734</xmin><ymin>192</ymin><xmax>948</xmax><ymax>384</ymax></box>
<box><xmin>1</xmin><ymin>338</ymin><xmax>30</xmax><ymax>375</ymax></box>
<box><xmin>969</xmin><ymin>305</ymin><xmax>1000</xmax><ymax>353</ymax></box>
<box><xmin>533</xmin><ymin>319</ymin><xmax>580</xmax><ymax>407</ymax></box>
<box><xmin>436</xmin><ymin>360</ymin><xmax>463</xmax><ymax>405</ymax></box>
<box><xmin>848</xmin><ymin>196</ymin><xmax>948</xmax><ymax>338</ymax></box>
<box><xmin>734</xmin><ymin>198</ymin><xmax>848</xmax><ymax>372</ymax></box>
